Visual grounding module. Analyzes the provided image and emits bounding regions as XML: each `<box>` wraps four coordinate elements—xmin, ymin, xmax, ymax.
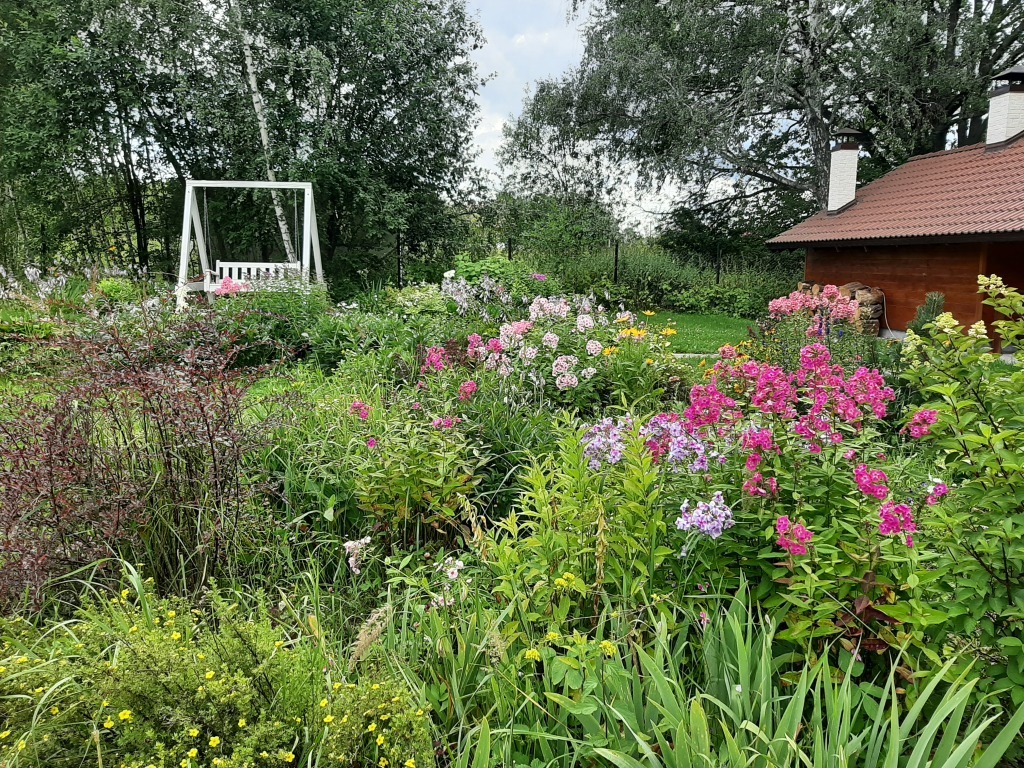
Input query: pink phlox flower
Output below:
<box><xmin>214</xmin><ymin>276</ymin><xmax>249</xmax><ymax>296</ymax></box>
<box><xmin>421</xmin><ymin>346</ymin><xmax>450</xmax><ymax>373</ymax></box>
<box><xmin>878</xmin><ymin>501</ymin><xmax>916</xmax><ymax>547</ymax></box>
<box><xmin>349</xmin><ymin>401</ymin><xmax>371</xmax><ymax>420</ymax></box>
<box><xmin>854</xmin><ymin>463</ymin><xmax>890</xmax><ymax>500</ymax></box>
<box><xmin>904</xmin><ymin>409</ymin><xmax>939</xmax><ymax>438</ymax></box>
<box><xmin>777</xmin><ymin>517</ymin><xmax>813</xmax><ymax>556</ymax></box>
<box><xmin>926</xmin><ymin>480</ymin><xmax>949</xmax><ymax>506</ymax></box>
<box><xmin>458</xmin><ymin>380</ymin><xmax>478</xmax><ymax>401</ymax></box>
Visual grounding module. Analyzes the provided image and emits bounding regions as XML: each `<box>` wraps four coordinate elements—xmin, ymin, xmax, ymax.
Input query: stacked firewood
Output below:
<box><xmin>795</xmin><ymin>281</ymin><xmax>885</xmax><ymax>336</ymax></box>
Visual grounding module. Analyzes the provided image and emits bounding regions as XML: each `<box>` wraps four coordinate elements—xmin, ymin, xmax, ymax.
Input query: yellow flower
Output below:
<box><xmin>0</xmin><ymin>730</ymin><xmax>10</xmax><ymax>739</ymax></box>
<box><xmin>599</xmin><ymin>640</ymin><xmax>616</xmax><ymax>657</ymax></box>
<box><xmin>180</xmin><ymin>761</ymin><xmax>189</xmax><ymax>768</ymax></box>
<box><xmin>209</xmin><ymin>736</ymin><xmax>221</xmax><ymax>747</ymax></box>
<box><xmin>367</xmin><ymin>723</ymin><xmax>377</xmax><ymax>732</ymax></box>
<box><xmin>50</xmin><ymin>705</ymin><xmax>60</xmax><ymax>715</ymax></box>
<box><xmin>323</xmin><ymin>714</ymin><xmax>335</xmax><ymax>723</ymax></box>
<box><xmin>118</xmin><ymin>709</ymin><xmax>133</xmax><ymax>722</ymax></box>
<box><xmin>602</xmin><ymin>346</ymin><xmax>618</xmax><ymax>356</ymax></box>
<box><xmin>642</xmin><ymin>310</ymin><xmax>656</xmax><ymax>316</ymax></box>
<box><xmin>405</xmin><ymin>760</ymin><xmax>417</xmax><ymax>768</ymax></box>
<box><xmin>260</xmin><ymin>752</ymin><xmax>270</xmax><ymax>758</ymax></box>
<box><xmin>188</xmin><ymin>728</ymin><xmax>200</xmax><ymax>737</ymax></box>
<box><xmin>197</xmin><ymin>653</ymin><xmax>206</xmax><ymax>661</ymax></box>
<box><xmin>333</xmin><ymin>682</ymin><xmax>342</xmax><ymax>691</ymax></box>
<box><xmin>171</xmin><ymin>632</ymin><xmax>182</xmax><ymax>641</ymax></box>
<box><xmin>104</xmin><ymin>719</ymin><xmax>115</xmax><ymax>729</ymax></box>
<box><xmin>660</xmin><ymin>327</ymin><xmax>677</xmax><ymax>336</ymax></box>
<box><xmin>554</xmin><ymin>578</ymin><xmax>566</xmax><ymax>588</ymax></box>
<box><xmin>371</xmin><ymin>684</ymin><xmax>380</xmax><ymax>690</ymax></box>
<box><xmin>205</xmin><ymin>671</ymin><xmax>215</xmax><ymax>680</ymax></box>
<box><xmin>524</xmin><ymin>648</ymin><xmax>541</xmax><ymax>662</ymax></box>
<box><xmin>16</xmin><ymin>656</ymin><xmax>28</xmax><ymax>664</ymax></box>
<box><xmin>562</xmin><ymin>572</ymin><xmax>575</xmax><ymax>582</ymax></box>
<box><xmin>188</xmin><ymin>748</ymin><xmax>198</xmax><ymax>758</ymax></box>
<box><xmin>415</xmin><ymin>709</ymin><xmax>424</xmax><ymax>717</ymax></box>
<box><xmin>121</xmin><ymin>589</ymin><xmax>130</xmax><ymax>599</ymax></box>
<box><xmin>279</xmin><ymin>751</ymin><xmax>295</xmax><ymax>763</ymax></box>
<box><xmin>379</xmin><ymin>760</ymin><xmax>389</xmax><ymax>768</ymax></box>
<box><xmin>320</xmin><ymin>698</ymin><xmax>328</xmax><ymax>708</ymax></box>
<box><xmin>376</xmin><ymin>734</ymin><xmax>385</xmax><ymax>746</ymax></box>
<box><xmin>274</xmin><ymin>641</ymin><xmax>284</xmax><ymax>648</ymax></box>
<box><xmin>380</xmin><ymin>713</ymin><xmax>390</xmax><ymax>721</ymax></box>
<box><xmin>214</xmin><ymin>760</ymin><xmax>225</xmax><ymax>766</ymax></box>
<box><xmin>238</xmin><ymin>718</ymin><xmax>247</xmax><ymax>728</ymax></box>
<box><xmin>545</xmin><ymin>631</ymin><xmax>560</xmax><ymax>642</ymax></box>
<box><xmin>645</xmin><ymin>358</ymin><xmax>655</xmax><ymax>365</ymax></box>
<box><xmin>167</xmin><ymin>610</ymin><xmax>176</xmax><ymax>618</ymax></box>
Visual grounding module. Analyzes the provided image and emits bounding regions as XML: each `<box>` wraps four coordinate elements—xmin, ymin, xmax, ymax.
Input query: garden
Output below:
<box><xmin>1</xmin><ymin>260</ymin><xmax>1024</xmax><ymax>768</ymax></box>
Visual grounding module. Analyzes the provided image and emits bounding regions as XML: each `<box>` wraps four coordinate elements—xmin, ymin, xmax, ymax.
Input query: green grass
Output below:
<box><xmin>645</xmin><ymin>311</ymin><xmax>753</xmax><ymax>354</ymax></box>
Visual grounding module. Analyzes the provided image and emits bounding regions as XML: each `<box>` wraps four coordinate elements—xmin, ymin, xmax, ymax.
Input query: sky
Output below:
<box><xmin>464</xmin><ymin>0</ymin><xmax>677</xmax><ymax>233</ymax></box>
<box><xmin>466</xmin><ymin>0</ymin><xmax>585</xmax><ymax>177</ymax></box>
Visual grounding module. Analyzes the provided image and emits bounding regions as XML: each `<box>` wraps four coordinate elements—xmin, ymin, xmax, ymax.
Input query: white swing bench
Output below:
<box><xmin>176</xmin><ymin>180</ymin><xmax>324</xmax><ymax>308</ymax></box>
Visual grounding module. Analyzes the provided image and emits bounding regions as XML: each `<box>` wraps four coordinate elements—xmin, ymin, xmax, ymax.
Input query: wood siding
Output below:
<box><xmin>805</xmin><ymin>243</ymin><xmax>986</xmax><ymax>331</ymax></box>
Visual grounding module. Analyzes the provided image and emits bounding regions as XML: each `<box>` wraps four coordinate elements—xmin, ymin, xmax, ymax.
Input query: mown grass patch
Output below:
<box><xmin>645</xmin><ymin>310</ymin><xmax>752</xmax><ymax>354</ymax></box>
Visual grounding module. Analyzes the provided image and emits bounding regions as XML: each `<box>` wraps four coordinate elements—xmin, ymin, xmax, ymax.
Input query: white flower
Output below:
<box><xmin>443</xmin><ymin>269</ymin><xmax>456</xmax><ymax>279</ymax></box>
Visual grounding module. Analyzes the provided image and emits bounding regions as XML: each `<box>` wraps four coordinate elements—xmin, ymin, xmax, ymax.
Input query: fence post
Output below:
<box><xmin>507</xmin><ymin>237</ymin><xmax>513</xmax><ymax>261</ymax></box>
<box><xmin>613</xmin><ymin>239</ymin><xmax>620</xmax><ymax>284</ymax></box>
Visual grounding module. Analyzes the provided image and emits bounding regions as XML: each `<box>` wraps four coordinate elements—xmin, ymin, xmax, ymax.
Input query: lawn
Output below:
<box><xmin>646</xmin><ymin>310</ymin><xmax>753</xmax><ymax>354</ymax></box>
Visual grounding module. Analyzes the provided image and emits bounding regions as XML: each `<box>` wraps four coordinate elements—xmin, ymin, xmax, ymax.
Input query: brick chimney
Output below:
<box><xmin>987</xmin><ymin>65</ymin><xmax>1024</xmax><ymax>145</ymax></box>
<box><xmin>827</xmin><ymin>128</ymin><xmax>862</xmax><ymax>213</ymax></box>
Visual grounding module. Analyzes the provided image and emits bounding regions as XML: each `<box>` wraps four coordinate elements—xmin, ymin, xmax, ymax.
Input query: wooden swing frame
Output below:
<box><xmin>176</xmin><ymin>179</ymin><xmax>324</xmax><ymax>309</ymax></box>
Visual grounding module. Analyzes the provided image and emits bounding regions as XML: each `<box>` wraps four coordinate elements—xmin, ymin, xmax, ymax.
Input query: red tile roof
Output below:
<box><xmin>769</xmin><ymin>133</ymin><xmax>1024</xmax><ymax>247</ymax></box>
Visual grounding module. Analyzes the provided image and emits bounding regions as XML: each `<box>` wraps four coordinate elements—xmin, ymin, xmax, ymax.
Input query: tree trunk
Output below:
<box><xmin>229</xmin><ymin>0</ymin><xmax>297</xmax><ymax>263</ymax></box>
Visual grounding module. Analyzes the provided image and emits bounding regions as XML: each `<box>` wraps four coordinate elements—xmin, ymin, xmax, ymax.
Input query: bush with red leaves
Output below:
<box><xmin>0</xmin><ymin>314</ymin><xmax>266</xmax><ymax>609</ymax></box>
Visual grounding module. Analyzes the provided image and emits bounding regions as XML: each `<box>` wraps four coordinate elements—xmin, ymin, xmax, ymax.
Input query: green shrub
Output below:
<box><xmin>95</xmin><ymin>276</ymin><xmax>142</xmax><ymax>306</ymax></box>
<box><xmin>900</xmin><ymin>280</ymin><xmax>1024</xmax><ymax>706</ymax></box>
<box><xmin>0</xmin><ymin>576</ymin><xmax>434</xmax><ymax>768</ymax></box>
<box><xmin>906</xmin><ymin>291</ymin><xmax>945</xmax><ymax>337</ymax></box>
<box><xmin>214</xmin><ymin>280</ymin><xmax>331</xmax><ymax>366</ymax></box>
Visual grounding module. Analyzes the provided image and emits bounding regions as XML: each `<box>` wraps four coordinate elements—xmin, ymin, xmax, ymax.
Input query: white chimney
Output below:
<box><xmin>827</xmin><ymin>128</ymin><xmax>862</xmax><ymax>213</ymax></box>
<box><xmin>987</xmin><ymin>66</ymin><xmax>1024</xmax><ymax>145</ymax></box>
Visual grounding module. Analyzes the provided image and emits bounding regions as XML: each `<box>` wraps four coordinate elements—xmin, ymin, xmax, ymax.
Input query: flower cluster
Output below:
<box><xmin>350</xmin><ymin>401</ymin><xmax>371</xmax><ymax>420</ymax></box>
<box><xmin>904</xmin><ymin>409</ymin><xmax>938</xmax><ymax>438</ymax></box>
<box><xmin>457</xmin><ymin>380</ymin><xmax>478</xmax><ymax>401</ymax></box>
<box><xmin>640</xmin><ymin>413</ymin><xmax>713</xmax><ymax>472</ymax></box>
<box><xmin>343</xmin><ymin>537</ymin><xmax>372</xmax><ymax>575</ymax></box>
<box><xmin>768</xmin><ymin>284</ymin><xmax>859</xmax><ymax>337</ymax></box>
<box><xmin>581</xmin><ymin>417</ymin><xmax>632</xmax><ymax>470</ymax></box>
<box><xmin>432</xmin><ymin>416</ymin><xmax>462</xmax><ymax>430</ymax></box>
<box><xmin>776</xmin><ymin>516</ymin><xmax>813</xmax><ymax>556</ymax></box>
<box><xmin>854</xmin><ymin>464</ymin><xmax>889</xmax><ymax>500</ymax></box>
<box><xmin>420</xmin><ymin>346</ymin><xmax>449</xmax><ymax>374</ymax></box>
<box><xmin>529</xmin><ymin>296</ymin><xmax>571</xmax><ymax>321</ymax></box>
<box><xmin>878</xmin><ymin>501</ymin><xmax>916</xmax><ymax>547</ymax></box>
<box><xmin>675</xmin><ymin>493</ymin><xmax>734</xmax><ymax>539</ymax></box>
<box><xmin>926</xmin><ymin>479</ymin><xmax>949</xmax><ymax>506</ymax></box>
<box><xmin>214</xmin><ymin>276</ymin><xmax>248</xmax><ymax>296</ymax></box>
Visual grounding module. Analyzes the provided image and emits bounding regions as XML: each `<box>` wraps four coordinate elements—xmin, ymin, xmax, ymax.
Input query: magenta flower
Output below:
<box><xmin>926</xmin><ymin>481</ymin><xmax>949</xmax><ymax>506</ymax></box>
<box><xmin>458</xmin><ymin>380</ymin><xmax>478</xmax><ymax>401</ymax></box>
<box><xmin>531</xmin><ymin>273</ymin><xmax>548</xmax><ymax>281</ymax></box>
<box><xmin>350</xmin><ymin>401</ymin><xmax>371</xmax><ymax>420</ymax></box>
<box><xmin>904</xmin><ymin>409</ymin><xmax>939</xmax><ymax>438</ymax></box>
<box><xmin>366</xmin><ymin>438</ymin><xmax>378</xmax><ymax>449</ymax></box>
<box><xmin>421</xmin><ymin>346</ymin><xmax>450</xmax><ymax>373</ymax></box>
<box><xmin>879</xmin><ymin>501</ymin><xmax>916</xmax><ymax>547</ymax></box>
<box><xmin>777</xmin><ymin>517</ymin><xmax>813</xmax><ymax>556</ymax></box>
<box><xmin>854</xmin><ymin>463</ymin><xmax>889</xmax><ymax>500</ymax></box>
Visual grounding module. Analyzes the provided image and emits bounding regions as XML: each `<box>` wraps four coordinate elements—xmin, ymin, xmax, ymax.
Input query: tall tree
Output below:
<box><xmin>508</xmin><ymin>0</ymin><xmax>1024</xmax><ymax>212</ymax></box>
